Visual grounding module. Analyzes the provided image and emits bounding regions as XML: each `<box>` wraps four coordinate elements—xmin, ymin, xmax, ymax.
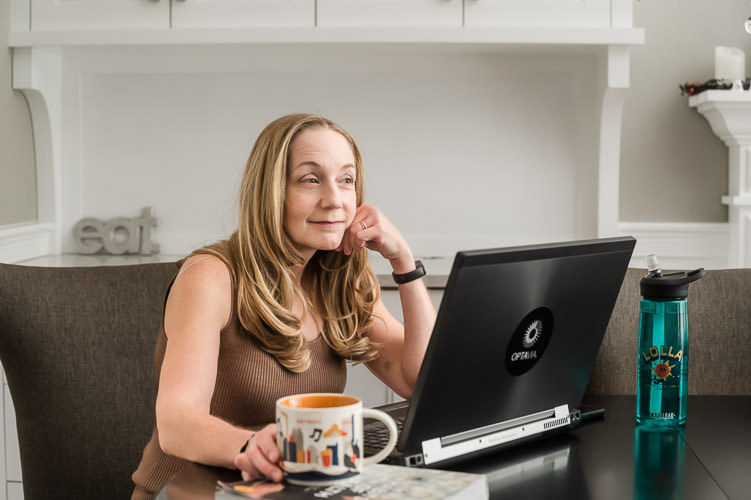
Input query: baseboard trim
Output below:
<box><xmin>617</xmin><ymin>222</ymin><xmax>730</xmax><ymax>269</ymax></box>
<box><xmin>0</xmin><ymin>223</ymin><xmax>56</xmax><ymax>264</ymax></box>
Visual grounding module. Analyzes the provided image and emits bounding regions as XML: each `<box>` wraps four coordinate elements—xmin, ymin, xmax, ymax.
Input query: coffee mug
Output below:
<box><xmin>275</xmin><ymin>393</ymin><xmax>397</xmax><ymax>486</ymax></box>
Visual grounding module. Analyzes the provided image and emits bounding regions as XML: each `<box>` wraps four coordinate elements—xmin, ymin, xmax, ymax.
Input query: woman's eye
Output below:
<box><xmin>301</xmin><ymin>176</ymin><xmax>318</xmax><ymax>184</ymax></box>
<box><xmin>342</xmin><ymin>176</ymin><xmax>354</xmax><ymax>184</ymax></box>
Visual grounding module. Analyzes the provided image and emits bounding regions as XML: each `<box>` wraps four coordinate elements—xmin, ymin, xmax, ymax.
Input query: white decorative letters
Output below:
<box><xmin>72</xmin><ymin>207</ymin><xmax>159</xmax><ymax>255</ymax></box>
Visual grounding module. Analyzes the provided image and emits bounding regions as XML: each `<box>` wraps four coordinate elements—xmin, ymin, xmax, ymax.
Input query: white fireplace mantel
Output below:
<box><xmin>1</xmin><ymin>3</ymin><xmax>646</xmax><ymax>267</ymax></box>
<box><xmin>690</xmin><ymin>89</ymin><xmax>751</xmax><ymax>267</ymax></box>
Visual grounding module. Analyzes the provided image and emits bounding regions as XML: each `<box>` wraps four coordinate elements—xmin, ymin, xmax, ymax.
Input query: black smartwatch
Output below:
<box><xmin>392</xmin><ymin>260</ymin><xmax>426</xmax><ymax>285</ymax></box>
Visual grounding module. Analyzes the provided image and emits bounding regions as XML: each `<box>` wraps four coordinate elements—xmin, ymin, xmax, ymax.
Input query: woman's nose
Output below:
<box><xmin>320</xmin><ymin>179</ymin><xmax>342</xmax><ymax>208</ymax></box>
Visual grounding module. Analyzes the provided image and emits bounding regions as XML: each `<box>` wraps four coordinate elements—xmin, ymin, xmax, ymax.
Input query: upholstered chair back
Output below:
<box><xmin>587</xmin><ymin>268</ymin><xmax>751</xmax><ymax>395</ymax></box>
<box><xmin>0</xmin><ymin>262</ymin><xmax>177</xmax><ymax>498</ymax></box>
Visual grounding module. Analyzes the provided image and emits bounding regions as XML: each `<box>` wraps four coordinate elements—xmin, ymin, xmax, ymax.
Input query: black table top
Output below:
<box><xmin>158</xmin><ymin>395</ymin><xmax>750</xmax><ymax>500</ymax></box>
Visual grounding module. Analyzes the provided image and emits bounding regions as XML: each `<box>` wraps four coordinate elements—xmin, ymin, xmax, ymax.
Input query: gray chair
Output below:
<box><xmin>0</xmin><ymin>262</ymin><xmax>177</xmax><ymax>499</ymax></box>
<box><xmin>586</xmin><ymin>267</ymin><xmax>751</xmax><ymax>395</ymax></box>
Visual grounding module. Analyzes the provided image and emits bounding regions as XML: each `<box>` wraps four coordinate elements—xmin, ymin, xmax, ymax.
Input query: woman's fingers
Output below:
<box><xmin>249</xmin><ymin>448</ymin><xmax>282</xmax><ymax>482</ymax></box>
<box><xmin>235</xmin><ymin>424</ymin><xmax>282</xmax><ymax>482</ymax></box>
<box><xmin>343</xmin><ymin>205</ymin><xmax>380</xmax><ymax>255</ymax></box>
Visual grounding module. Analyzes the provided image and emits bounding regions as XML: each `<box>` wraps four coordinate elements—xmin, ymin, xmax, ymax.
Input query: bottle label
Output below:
<box><xmin>641</xmin><ymin>345</ymin><xmax>683</xmax><ymax>385</ymax></box>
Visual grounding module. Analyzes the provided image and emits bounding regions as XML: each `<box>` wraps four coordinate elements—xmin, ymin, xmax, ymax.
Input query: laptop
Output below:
<box><xmin>364</xmin><ymin>236</ymin><xmax>635</xmax><ymax>467</ymax></box>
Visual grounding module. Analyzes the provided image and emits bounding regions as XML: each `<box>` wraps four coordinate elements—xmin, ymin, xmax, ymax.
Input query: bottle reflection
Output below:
<box><xmin>633</xmin><ymin>426</ymin><xmax>685</xmax><ymax>499</ymax></box>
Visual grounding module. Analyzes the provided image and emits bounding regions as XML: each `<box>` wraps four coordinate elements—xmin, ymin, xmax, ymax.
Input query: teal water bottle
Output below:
<box><xmin>636</xmin><ymin>255</ymin><xmax>704</xmax><ymax>426</ymax></box>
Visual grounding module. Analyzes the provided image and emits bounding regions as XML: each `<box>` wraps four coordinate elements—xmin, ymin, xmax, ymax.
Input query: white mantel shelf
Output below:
<box><xmin>689</xmin><ymin>89</ymin><xmax>751</xmax><ymax>267</ymax></box>
<box><xmin>689</xmin><ymin>89</ymin><xmax>751</xmax><ymax>104</ymax></box>
<box><xmin>689</xmin><ymin>90</ymin><xmax>751</xmax><ymax>146</ymax></box>
<box><xmin>8</xmin><ymin>26</ymin><xmax>644</xmax><ymax>48</ymax></box>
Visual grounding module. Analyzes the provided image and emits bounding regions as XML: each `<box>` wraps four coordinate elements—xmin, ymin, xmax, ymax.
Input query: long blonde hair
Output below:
<box><xmin>193</xmin><ymin>114</ymin><xmax>380</xmax><ymax>372</ymax></box>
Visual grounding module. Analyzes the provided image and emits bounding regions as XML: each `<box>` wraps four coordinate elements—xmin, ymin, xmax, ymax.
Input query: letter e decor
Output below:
<box><xmin>72</xmin><ymin>207</ymin><xmax>160</xmax><ymax>255</ymax></box>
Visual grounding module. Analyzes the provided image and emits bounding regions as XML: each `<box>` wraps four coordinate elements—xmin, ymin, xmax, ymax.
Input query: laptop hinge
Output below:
<box><xmin>421</xmin><ymin>404</ymin><xmax>571</xmax><ymax>465</ymax></box>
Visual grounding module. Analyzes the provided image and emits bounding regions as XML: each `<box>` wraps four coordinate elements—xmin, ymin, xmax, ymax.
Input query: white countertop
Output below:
<box><xmin>17</xmin><ymin>252</ymin><xmax>452</xmax><ymax>288</ymax></box>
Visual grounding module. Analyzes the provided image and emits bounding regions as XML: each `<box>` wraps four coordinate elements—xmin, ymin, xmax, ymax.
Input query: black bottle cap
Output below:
<box><xmin>639</xmin><ymin>268</ymin><xmax>705</xmax><ymax>300</ymax></box>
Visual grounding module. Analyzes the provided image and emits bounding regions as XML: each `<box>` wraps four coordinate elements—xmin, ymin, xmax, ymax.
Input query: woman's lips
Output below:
<box><xmin>309</xmin><ymin>220</ymin><xmax>344</xmax><ymax>227</ymax></box>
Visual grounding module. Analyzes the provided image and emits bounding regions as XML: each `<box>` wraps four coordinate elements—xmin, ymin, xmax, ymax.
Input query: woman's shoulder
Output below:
<box><xmin>167</xmin><ymin>254</ymin><xmax>234</xmax><ymax>331</ymax></box>
<box><xmin>174</xmin><ymin>253</ymin><xmax>233</xmax><ymax>297</ymax></box>
<box><xmin>179</xmin><ymin>253</ymin><xmax>230</xmax><ymax>279</ymax></box>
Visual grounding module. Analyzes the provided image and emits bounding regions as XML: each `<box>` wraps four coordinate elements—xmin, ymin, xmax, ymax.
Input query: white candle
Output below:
<box><xmin>715</xmin><ymin>46</ymin><xmax>746</xmax><ymax>81</ymax></box>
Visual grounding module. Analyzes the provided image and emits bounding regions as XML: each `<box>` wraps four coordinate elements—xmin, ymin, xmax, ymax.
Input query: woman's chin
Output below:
<box><xmin>312</xmin><ymin>236</ymin><xmax>345</xmax><ymax>253</ymax></box>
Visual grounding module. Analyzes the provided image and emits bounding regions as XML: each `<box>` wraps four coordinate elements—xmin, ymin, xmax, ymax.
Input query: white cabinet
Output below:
<box><xmin>317</xmin><ymin>0</ymin><xmax>462</xmax><ymax>27</ymax></box>
<box><xmin>171</xmin><ymin>0</ymin><xmax>313</xmax><ymax>29</ymax></box>
<box><xmin>2</xmin><ymin>373</ymin><xmax>22</xmax><ymax>500</ymax></box>
<box><xmin>465</xmin><ymin>0</ymin><xmax>611</xmax><ymax>28</ymax></box>
<box><xmin>31</xmin><ymin>0</ymin><xmax>168</xmax><ymax>31</ymax></box>
<box><xmin>29</xmin><ymin>0</ymin><xmax>313</xmax><ymax>31</ymax></box>
<box><xmin>319</xmin><ymin>0</ymin><xmax>611</xmax><ymax>29</ymax></box>
<box><xmin>345</xmin><ymin>287</ymin><xmax>444</xmax><ymax>407</ymax></box>
<box><xmin>28</xmin><ymin>0</ymin><xmax>615</xmax><ymax>32</ymax></box>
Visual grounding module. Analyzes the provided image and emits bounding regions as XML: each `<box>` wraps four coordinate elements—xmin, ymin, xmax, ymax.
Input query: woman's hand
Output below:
<box><xmin>233</xmin><ymin>423</ymin><xmax>282</xmax><ymax>482</ymax></box>
<box><xmin>338</xmin><ymin>203</ymin><xmax>414</xmax><ymax>272</ymax></box>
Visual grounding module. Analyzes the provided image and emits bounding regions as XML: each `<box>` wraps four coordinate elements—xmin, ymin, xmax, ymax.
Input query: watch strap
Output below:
<box><xmin>392</xmin><ymin>260</ymin><xmax>426</xmax><ymax>285</ymax></box>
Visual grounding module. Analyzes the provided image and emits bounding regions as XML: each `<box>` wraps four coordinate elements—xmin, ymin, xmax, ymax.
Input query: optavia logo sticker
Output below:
<box><xmin>505</xmin><ymin>307</ymin><xmax>554</xmax><ymax>376</ymax></box>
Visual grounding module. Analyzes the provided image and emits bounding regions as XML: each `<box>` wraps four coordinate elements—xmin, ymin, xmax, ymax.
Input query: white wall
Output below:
<box><xmin>5</xmin><ymin>2</ymin><xmax>751</xmax><ymax>258</ymax></box>
<box><xmin>62</xmin><ymin>47</ymin><xmax>599</xmax><ymax>258</ymax></box>
<box><xmin>620</xmin><ymin>0</ymin><xmax>751</xmax><ymax>223</ymax></box>
<box><xmin>0</xmin><ymin>2</ymin><xmax>35</xmax><ymax>226</ymax></box>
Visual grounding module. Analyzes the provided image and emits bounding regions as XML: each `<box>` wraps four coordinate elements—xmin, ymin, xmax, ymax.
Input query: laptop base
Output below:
<box><xmin>367</xmin><ymin>403</ymin><xmax>586</xmax><ymax>468</ymax></box>
<box><xmin>421</xmin><ymin>404</ymin><xmax>574</xmax><ymax>465</ymax></box>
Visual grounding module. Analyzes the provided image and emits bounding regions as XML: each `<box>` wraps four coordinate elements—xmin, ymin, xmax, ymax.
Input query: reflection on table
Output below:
<box><xmin>157</xmin><ymin>396</ymin><xmax>750</xmax><ymax>500</ymax></box>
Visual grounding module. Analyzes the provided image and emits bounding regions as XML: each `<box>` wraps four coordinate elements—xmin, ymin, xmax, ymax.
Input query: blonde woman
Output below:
<box><xmin>131</xmin><ymin>114</ymin><xmax>436</xmax><ymax>498</ymax></box>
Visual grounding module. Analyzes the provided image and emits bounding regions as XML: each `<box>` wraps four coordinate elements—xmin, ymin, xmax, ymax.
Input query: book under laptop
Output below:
<box><xmin>364</xmin><ymin>236</ymin><xmax>635</xmax><ymax>467</ymax></box>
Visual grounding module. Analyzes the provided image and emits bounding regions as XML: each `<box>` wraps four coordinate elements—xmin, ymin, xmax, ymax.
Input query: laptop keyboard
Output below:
<box><xmin>363</xmin><ymin>413</ymin><xmax>406</xmax><ymax>451</ymax></box>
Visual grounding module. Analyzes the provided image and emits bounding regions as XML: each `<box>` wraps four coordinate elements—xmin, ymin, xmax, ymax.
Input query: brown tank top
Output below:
<box><xmin>131</xmin><ymin>282</ymin><xmax>346</xmax><ymax>498</ymax></box>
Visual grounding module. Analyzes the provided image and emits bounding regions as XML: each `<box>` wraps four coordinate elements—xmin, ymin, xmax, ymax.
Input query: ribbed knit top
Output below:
<box><xmin>131</xmin><ymin>282</ymin><xmax>346</xmax><ymax>499</ymax></box>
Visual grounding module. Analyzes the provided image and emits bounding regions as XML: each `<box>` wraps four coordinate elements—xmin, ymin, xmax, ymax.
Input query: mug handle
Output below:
<box><xmin>361</xmin><ymin>408</ymin><xmax>398</xmax><ymax>466</ymax></box>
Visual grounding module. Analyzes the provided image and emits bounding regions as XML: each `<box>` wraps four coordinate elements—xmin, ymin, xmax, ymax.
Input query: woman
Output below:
<box><xmin>131</xmin><ymin>113</ymin><xmax>436</xmax><ymax>498</ymax></box>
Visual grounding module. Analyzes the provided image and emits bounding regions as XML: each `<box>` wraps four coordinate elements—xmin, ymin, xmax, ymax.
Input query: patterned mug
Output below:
<box><xmin>275</xmin><ymin>393</ymin><xmax>397</xmax><ymax>485</ymax></box>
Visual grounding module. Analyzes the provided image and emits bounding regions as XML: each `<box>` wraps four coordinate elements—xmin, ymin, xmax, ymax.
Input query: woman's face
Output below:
<box><xmin>284</xmin><ymin>127</ymin><xmax>358</xmax><ymax>260</ymax></box>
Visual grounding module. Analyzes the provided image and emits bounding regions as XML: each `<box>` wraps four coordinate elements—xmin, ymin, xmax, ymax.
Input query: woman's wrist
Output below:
<box><xmin>239</xmin><ymin>431</ymin><xmax>256</xmax><ymax>454</ymax></box>
<box><xmin>388</xmin><ymin>252</ymin><xmax>416</xmax><ymax>275</ymax></box>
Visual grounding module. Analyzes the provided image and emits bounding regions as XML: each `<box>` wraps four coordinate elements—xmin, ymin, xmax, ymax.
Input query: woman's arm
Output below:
<box><xmin>339</xmin><ymin>204</ymin><xmax>437</xmax><ymax>398</ymax></box>
<box><xmin>366</xmin><ymin>281</ymin><xmax>435</xmax><ymax>399</ymax></box>
<box><xmin>155</xmin><ymin>255</ymin><xmax>281</xmax><ymax>480</ymax></box>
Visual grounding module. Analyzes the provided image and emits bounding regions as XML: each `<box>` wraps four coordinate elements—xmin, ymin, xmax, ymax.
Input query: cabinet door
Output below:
<box><xmin>464</xmin><ymin>0</ymin><xmax>611</xmax><ymax>28</ymax></box>
<box><xmin>172</xmin><ymin>0</ymin><xmax>314</xmax><ymax>28</ymax></box>
<box><xmin>317</xmin><ymin>0</ymin><xmax>462</xmax><ymax>27</ymax></box>
<box><xmin>31</xmin><ymin>0</ymin><xmax>168</xmax><ymax>30</ymax></box>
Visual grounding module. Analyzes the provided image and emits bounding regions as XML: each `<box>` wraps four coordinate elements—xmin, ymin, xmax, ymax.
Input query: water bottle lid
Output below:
<box><xmin>640</xmin><ymin>268</ymin><xmax>705</xmax><ymax>299</ymax></box>
<box><xmin>645</xmin><ymin>254</ymin><xmax>661</xmax><ymax>275</ymax></box>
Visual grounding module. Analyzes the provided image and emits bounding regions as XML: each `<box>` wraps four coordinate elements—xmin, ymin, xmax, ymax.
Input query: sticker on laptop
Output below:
<box><xmin>505</xmin><ymin>307</ymin><xmax>554</xmax><ymax>376</ymax></box>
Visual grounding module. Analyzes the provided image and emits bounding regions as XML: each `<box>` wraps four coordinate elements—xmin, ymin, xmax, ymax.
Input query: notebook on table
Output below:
<box><xmin>364</xmin><ymin>236</ymin><xmax>635</xmax><ymax>467</ymax></box>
